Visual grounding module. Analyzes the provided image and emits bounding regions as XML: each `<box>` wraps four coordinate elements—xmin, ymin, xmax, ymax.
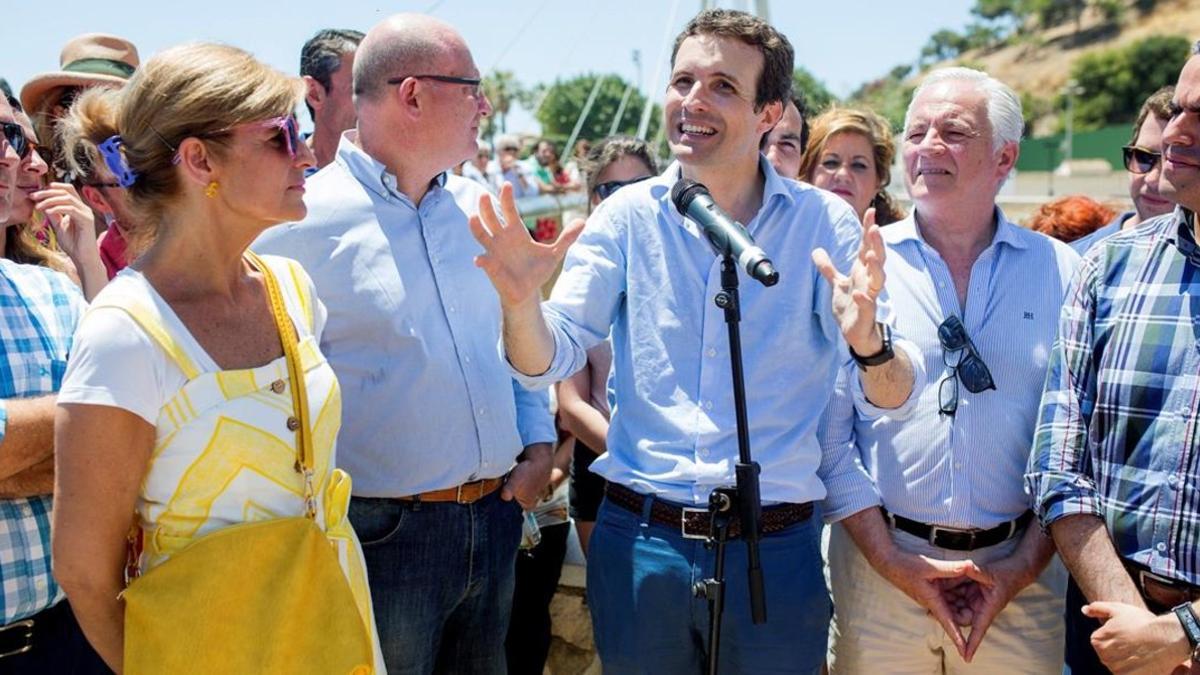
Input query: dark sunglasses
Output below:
<box><xmin>937</xmin><ymin>315</ymin><xmax>996</xmax><ymax>417</ymax></box>
<box><xmin>594</xmin><ymin>175</ymin><xmax>652</xmax><ymax>201</ymax></box>
<box><xmin>386</xmin><ymin>74</ymin><xmax>483</xmax><ymax>97</ymax></box>
<box><xmin>1</xmin><ymin>122</ymin><xmax>29</xmax><ymax>160</ymax></box>
<box><xmin>1122</xmin><ymin>145</ymin><xmax>1161</xmax><ymax>175</ymax></box>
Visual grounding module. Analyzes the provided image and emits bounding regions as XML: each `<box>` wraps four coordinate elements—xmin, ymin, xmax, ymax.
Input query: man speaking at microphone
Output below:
<box><xmin>470</xmin><ymin>9</ymin><xmax>917</xmax><ymax>672</ymax></box>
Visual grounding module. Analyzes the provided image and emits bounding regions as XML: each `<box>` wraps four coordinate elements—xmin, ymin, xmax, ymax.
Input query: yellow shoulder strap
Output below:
<box><xmin>86</xmin><ymin>296</ymin><xmax>202</xmax><ymax>380</ymax></box>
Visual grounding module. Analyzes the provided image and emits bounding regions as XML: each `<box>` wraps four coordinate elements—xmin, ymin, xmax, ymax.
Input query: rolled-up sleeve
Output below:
<box><xmin>1025</xmin><ymin>255</ymin><xmax>1102</xmax><ymax>529</ymax></box>
<box><xmin>513</xmin><ymin>381</ymin><xmax>556</xmax><ymax>446</ymax></box>
<box><xmin>818</xmin><ymin>365</ymin><xmax>882</xmax><ymax>522</ymax></box>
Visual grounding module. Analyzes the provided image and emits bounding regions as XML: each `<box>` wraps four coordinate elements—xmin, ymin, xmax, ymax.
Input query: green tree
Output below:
<box><xmin>480</xmin><ymin>70</ymin><xmax>521</xmax><ymax>141</ymax></box>
<box><xmin>1068</xmin><ymin>34</ymin><xmax>1190</xmax><ymax>129</ymax></box>
<box><xmin>533</xmin><ymin>73</ymin><xmax>660</xmax><ymax>142</ymax></box>
<box><xmin>920</xmin><ymin>29</ymin><xmax>971</xmax><ymax>65</ymax></box>
<box><xmin>793</xmin><ymin>67</ymin><xmax>836</xmax><ymax>113</ymax></box>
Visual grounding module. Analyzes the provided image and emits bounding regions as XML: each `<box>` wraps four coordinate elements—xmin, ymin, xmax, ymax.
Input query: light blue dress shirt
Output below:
<box><xmin>255</xmin><ymin>133</ymin><xmax>555</xmax><ymax>497</ymax></box>
<box><xmin>510</xmin><ymin>158</ymin><xmax>903</xmax><ymax>506</ymax></box>
<box><xmin>819</xmin><ymin>210</ymin><xmax>1079</xmax><ymax>529</ymax></box>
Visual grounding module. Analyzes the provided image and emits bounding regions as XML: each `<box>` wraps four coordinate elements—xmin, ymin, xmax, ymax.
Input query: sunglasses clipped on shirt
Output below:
<box><xmin>937</xmin><ymin>315</ymin><xmax>996</xmax><ymax>417</ymax></box>
<box><xmin>1122</xmin><ymin>145</ymin><xmax>1161</xmax><ymax>175</ymax></box>
<box><xmin>1</xmin><ymin>122</ymin><xmax>29</xmax><ymax>161</ymax></box>
<box><xmin>593</xmin><ymin>175</ymin><xmax>653</xmax><ymax>201</ymax></box>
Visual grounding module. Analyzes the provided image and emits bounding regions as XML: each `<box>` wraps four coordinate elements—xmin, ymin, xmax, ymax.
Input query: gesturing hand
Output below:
<box><xmin>812</xmin><ymin>207</ymin><xmax>886</xmax><ymax>355</ymax></box>
<box><xmin>468</xmin><ymin>182</ymin><xmax>584</xmax><ymax>309</ymax></box>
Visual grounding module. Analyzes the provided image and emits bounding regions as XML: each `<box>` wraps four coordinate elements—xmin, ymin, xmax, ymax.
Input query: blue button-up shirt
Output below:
<box><xmin>0</xmin><ymin>259</ymin><xmax>84</xmax><ymax>623</ymax></box>
<box><xmin>510</xmin><ymin>158</ymin><xmax>898</xmax><ymax>506</ymax></box>
<box><xmin>821</xmin><ymin>211</ymin><xmax>1079</xmax><ymax>529</ymax></box>
<box><xmin>254</xmin><ymin>133</ymin><xmax>555</xmax><ymax>497</ymax></box>
<box><xmin>1028</xmin><ymin>209</ymin><xmax>1200</xmax><ymax>585</ymax></box>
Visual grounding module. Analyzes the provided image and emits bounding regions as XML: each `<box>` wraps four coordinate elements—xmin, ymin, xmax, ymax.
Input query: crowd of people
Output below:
<box><xmin>0</xmin><ymin>7</ymin><xmax>1198</xmax><ymax>675</ymax></box>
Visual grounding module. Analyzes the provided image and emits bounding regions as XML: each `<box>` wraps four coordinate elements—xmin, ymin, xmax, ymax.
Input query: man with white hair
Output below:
<box><xmin>821</xmin><ymin>67</ymin><xmax>1078</xmax><ymax>672</ymax></box>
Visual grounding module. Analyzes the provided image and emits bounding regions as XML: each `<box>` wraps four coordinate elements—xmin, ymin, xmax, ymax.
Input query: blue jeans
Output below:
<box><xmin>349</xmin><ymin>490</ymin><xmax>523</xmax><ymax>675</ymax></box>
<box><xmin>587</xmin><ymin>494</ymin><xmax>831</xmax><ymax>674</ymax></box>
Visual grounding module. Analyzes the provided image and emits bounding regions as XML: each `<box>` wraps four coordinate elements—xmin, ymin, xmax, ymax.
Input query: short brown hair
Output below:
<box><xmin>671</xmin><ymin>9</ymin><xmax>793</xmax><ymax>111</ymax></box>
<box><xmin>583</xmin><ymin>135</ymin><xmax>658</xmax><ymax>210</ymax></box>
<box><xmin>1130</xmin><ymin>86</ymin><xmax>1174</xmax><ymax>145</ymax></box>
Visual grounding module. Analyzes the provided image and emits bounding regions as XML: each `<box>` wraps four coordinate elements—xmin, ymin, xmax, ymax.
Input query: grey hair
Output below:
<box><xmin>905</xmin><ymin>67</ymin><xmax>1023</xmax><ymax>151</ymax></box>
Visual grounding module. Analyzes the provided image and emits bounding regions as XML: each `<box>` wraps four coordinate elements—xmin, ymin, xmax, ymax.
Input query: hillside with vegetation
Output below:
<box><xmin>832</xmin><ymin>0</ymin><xmax>1200</xmax><ymax>135</ymax></box>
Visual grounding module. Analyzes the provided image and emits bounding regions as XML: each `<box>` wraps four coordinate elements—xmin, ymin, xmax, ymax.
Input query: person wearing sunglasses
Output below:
<box><xmin>1029</xmin><ymin>46</ymin><xmax>1200</xmax><ymax>675</ymax></box>
<box><xmin>0</xmin><ymin>90</ymin><xmax>112</xmax><ymax>675</ymax></box>
<box><xmin>1071</xmin><ymin>86</ymin><xmax>1176</xmax><ymax>254</ymax></box>
<box><xmin>0</xmin><ymin>97</ymin><xmax>109</xmax><ymax>302</ymax></box>
<box><xmin>819</xmin><ymin>67</ymin><xmax>1081</xmax><ymax>674</ymax></box>
<box><xmin>51</xmin><ymin>43</ymin><xmax>384</xmax><ymax>673</ymax></box>
<box><xmin>255</xmin><ymin>14</ymin><xmax>556</xmax><ymax>673</ymax></box>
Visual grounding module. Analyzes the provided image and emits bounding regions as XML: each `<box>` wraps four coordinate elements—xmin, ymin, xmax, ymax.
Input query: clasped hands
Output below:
<box><xmin>882</xmin><ymin>550</ymin><xmax>1032</xmax><ymax>663</ymax></box>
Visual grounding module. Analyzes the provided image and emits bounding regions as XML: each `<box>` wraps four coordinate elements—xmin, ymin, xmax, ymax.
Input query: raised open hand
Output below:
<box><xmin>468</xmin><ymin>182</ymin><xmax>584</xmax><ymax>309</ymax></box>
<box><xmin>811</xmin><ymin>207</ymin><xmax>886</xmax><ymax>355</ymax></box>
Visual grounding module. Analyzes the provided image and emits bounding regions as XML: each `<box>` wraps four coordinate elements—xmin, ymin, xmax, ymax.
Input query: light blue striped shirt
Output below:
<box><xmin>820</xmin><ymin>211</ymin><xmax>1078</xmax><ymax>528</ymax></box>
<box><xmin>509</xmin><ymin>158</ymin><xmax>910</xmax><ymax>506</ymax></box>
<box><xmin>254</xmin><ymin>133</ymin><xmax>555</xmax><ymax>497</ymax></box>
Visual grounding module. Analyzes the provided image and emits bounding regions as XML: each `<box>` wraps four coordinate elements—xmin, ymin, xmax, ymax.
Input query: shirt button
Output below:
<box><xmin>954</xmin><ymin>462</ymin><xmax>962</xmax><ymax>470</ymax></box>
<box><xmin>704</xmin><ymin>401</ymin><xmax>713</xmax><ymax>410</ymax></box>
<box><xmin>34</xmin><ymin>578</ymin><xmax>45</xmax><ymax>590</ymax></box>
<box><xmin>270</xmin><ymin>379</ymin><xmax>286</xmax><ymax>394</ymax></box>
<box><xmin>448</xmin><ymin>306</ymin><xmax>456</xmax><ymax>313</ymax></box>
<box><xmin>286</xmin><ymin>416</ymin><xmax>300</xmax><ymax>431</ymax></box>
<box><xmin>464</xmin><ymin>355</ymin><xmax>471</xmax><ymax>363</ymax></box>
<box><xmin>707</xmin><ymin>348</ymin><xmax>717</xmax><ymax>358</ymax></box>
<box><xmin>699</xmin><ymin>448</ymin><xmax>709</xmax><ymax>457</ymax></box>
<box><xmin>1157</xmin><ymin>542</ymin><xmax>1167</xmax><ymax>552</ymax></box>
<box><xmin>478</xmin><ymin>408</ymin><xmax>487</xmax><ymax>417</ymax></box>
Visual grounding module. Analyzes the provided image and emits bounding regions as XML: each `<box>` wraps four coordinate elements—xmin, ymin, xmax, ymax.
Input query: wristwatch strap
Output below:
<box><xmin>850</xmin><ymin>322</ymin><xmax>894</xmax><ymax>369</ymax></box>
<box><xmin>1173</xmin><ymin>602</ymin><xmax>1200</xmax><ymax>662</ymax></box>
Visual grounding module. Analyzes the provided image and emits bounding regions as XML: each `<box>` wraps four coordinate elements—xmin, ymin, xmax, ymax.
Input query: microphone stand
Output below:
<box><xmin>693</xmin><ymin>253</ymin><xmax>767</xmax><ymax>675</ymax></box>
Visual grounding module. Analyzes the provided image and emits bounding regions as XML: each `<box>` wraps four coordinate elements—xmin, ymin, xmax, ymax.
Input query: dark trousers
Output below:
<box><xmin>349</xmin><ymin>491</ymin><xmax>523</xmax><ymax>675</ymax></box>
<box><xmin>505</xmin><ymin>522</ymin><xmax>570</xmax><ymax>675</ymax></box>
<box><xmin>1064</xmin><ymin>574</ymin><xmax>1110</xmax><ymax>675</ymax></box>
<box><xmin>3</xmin><ymin>600</ymin><xmax>112</xmax><ymax>674</ymax></box>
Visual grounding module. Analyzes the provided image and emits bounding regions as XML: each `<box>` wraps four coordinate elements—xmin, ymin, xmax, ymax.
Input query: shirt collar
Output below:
<box><xmin>892</xmin><ymin>206</ymin><xmax>1028</xmax><ymax>251</ymax></box>
<box><xmin>1163</xmin><ymin>206</ymin><xmax>1200</xmax><ymax>260</ymax></box>
<box><xmin>662</xmin><ymin>154</ymin><xmax>795</xmax><ymax>227</ymax></box>
<box><xmin>333</xmin><ymin>130</ymin><xmax>448</xmax><ymax>203</ymax></box>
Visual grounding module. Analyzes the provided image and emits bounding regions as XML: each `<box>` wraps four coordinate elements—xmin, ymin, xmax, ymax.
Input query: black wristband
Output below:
<box><xmin>850</xmin><ymin>322</ymin><xmax>894</xmax><ymax>370</ymax></box>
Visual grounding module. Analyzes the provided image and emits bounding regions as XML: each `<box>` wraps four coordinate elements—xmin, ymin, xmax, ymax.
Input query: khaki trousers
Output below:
<box><xmin>827</xmin><ymin>521</ymin><xmax>1066</xmax><ymax>674</ymax></box>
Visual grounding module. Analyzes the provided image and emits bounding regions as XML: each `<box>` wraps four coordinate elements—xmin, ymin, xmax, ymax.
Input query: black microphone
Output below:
<box><xmin>671</xmin><ymin>179</ymin><xmax>779</xmax><ymax>287</ymax></box>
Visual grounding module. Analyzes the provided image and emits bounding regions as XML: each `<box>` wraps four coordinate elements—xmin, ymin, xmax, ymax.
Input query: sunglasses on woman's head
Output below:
<box><xmin>1122</xmin><ymin>145</ymin><xmax>1161</xmax><ymax>174</ymax></box>
<box><xmin>593</xmin><ymin>175</ymin><xmax>652</xmax><ymax>201</ymax></box>
<box><xmin>1</xmin><ymin>122</ymin><xmax>29</xmax><ymax>160</ymax></box>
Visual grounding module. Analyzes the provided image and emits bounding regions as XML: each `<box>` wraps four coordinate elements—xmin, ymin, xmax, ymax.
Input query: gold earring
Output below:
<box><xmin>205</xmin><ymin>181</ymin><xmax>219</xmax><ymax>198</ymax></box>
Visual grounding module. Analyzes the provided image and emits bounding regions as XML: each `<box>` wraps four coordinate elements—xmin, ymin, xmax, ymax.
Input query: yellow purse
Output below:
<box><xmin>121</xmin><ymin>253</ymin><xmax>374</xmax><ymax>675</ymax></box>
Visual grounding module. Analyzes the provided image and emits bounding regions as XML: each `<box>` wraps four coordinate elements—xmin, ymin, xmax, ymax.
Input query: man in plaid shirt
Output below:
<box><xmin>0</xmin><ymin>94</ymin><xmax>105</xmax><ymax>672</ymax></box>
<box><xmin>1027</xmin><ymin>44</ymin><xmax>1200</xmax><ymax>675</ymax></box>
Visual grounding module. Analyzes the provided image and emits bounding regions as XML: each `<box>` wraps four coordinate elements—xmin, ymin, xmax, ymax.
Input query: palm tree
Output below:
<box><xmin>482</xmin><ymin>70</ymin><xmax>520</xmax><ymax>141</ymax></box>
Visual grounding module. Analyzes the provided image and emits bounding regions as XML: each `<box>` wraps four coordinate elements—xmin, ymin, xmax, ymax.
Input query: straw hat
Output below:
<box><xmin>20</xmin><ymin>33</ymin><xmax>139</xmax><ymax>114</ymax></box>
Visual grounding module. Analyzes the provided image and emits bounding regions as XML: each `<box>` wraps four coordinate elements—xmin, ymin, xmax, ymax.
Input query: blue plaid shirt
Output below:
<box><xmin>1027</xmin><ymin>208</ymin><xmax>1200</xmax><ymax>586</ymax></box>
<box><xmin>0</xmin><ymin>258</ymin><xmax>85</xmax><ymax>623</ymax></box>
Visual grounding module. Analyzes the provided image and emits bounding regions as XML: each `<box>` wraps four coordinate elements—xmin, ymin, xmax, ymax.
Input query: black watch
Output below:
<box><xmin>850</xmin><ymin>322</ymin><xmax>894</xmax><ymax>370</ymax></box>
<box><xmin>1173</xmin><ymin>602</ymin><xmax>1200</xmax><ymax>663</ymax></box>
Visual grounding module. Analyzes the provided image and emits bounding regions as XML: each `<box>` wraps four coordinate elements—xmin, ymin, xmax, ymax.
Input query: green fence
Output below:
<box><xmin>1017</xmin><ymin>124</ymin><xmax>1130</xmax><ymax>172</ymax></box>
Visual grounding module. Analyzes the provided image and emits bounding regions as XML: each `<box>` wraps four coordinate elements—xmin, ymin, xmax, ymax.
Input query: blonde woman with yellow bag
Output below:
<box><xmin>50</xmin><ymin>43</ymin><xmax>382</xmax><ymax>674</ymax></box>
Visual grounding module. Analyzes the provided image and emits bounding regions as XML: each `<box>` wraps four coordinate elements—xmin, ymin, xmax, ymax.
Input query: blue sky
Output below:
<box><xmin>4</xmin><ymin>0</ymin><xmax>976</xmax><ymax>132</ymax></box>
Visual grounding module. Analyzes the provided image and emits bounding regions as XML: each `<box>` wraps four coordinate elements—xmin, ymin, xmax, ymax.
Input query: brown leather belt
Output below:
<box><xmin>1124</xmin><ymin>559</ymin><xmax>1200</xmax><ymax>613</ymax></box>
<box><xmin>604</xmin><ymin>482</ymin><xmax>813</xmax><ymax>540</ymax></box>
<box><xmin>397</xmin><ymin>477</ymin><xmax>504</xmax><ymax>504</ymax></box>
